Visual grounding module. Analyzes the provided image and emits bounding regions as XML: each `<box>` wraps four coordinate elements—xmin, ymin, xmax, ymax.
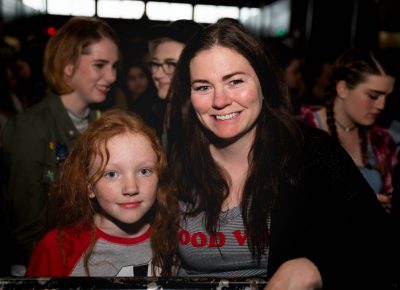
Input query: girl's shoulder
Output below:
<box><xmin>26</xmin><ymin>226</ymin><xmax>93</xmax><ymax>277</ymax></box>
<box><xmin>39</xmin><ymin>226</ymin><xmax>92</xmax><ymax>248</ymax></box>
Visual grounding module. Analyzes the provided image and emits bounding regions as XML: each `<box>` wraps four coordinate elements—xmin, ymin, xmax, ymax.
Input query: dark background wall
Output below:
<box><xmin>2</xmin><ymin>0</ymin><xmax>400</xmax><ymax>56</ymax></box>
<box><xmin>1</xmin><ymin>0</ymin><xmax>400</xmax><ymax>72</ymax></box>
<box><xmin>290</xmin><ymin>0</ymin><xmax>393</xmax><ymax>60</ymax></box>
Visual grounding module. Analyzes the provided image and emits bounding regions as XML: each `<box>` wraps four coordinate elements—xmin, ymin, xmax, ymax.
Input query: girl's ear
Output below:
<box><xmin>88</xmin><ymin>184</ymin><xmax>95</xmax><ymax>198</ymax></box>
<box><xmin>336</xmin><ymin>80</ymin><xmax>348</xmax><ymax>99</ymax></box>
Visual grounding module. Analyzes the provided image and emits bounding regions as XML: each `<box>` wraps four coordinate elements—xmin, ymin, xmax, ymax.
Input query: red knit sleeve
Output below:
<box><xmin>25</xmin><ymin>227</ymin><xmax>92</xmax><ymax>277</ymax></box>
<box><xmin>25</xmin><ymin>229</ymin><xmax>65</xmax><ymax>276</ymax></box>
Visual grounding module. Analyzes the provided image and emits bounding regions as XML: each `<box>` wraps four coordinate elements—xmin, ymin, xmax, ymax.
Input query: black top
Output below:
<box><xmin>268</xmin><ymin>124</ymin><xmax>398</xmax><ymax>289</ymax></box>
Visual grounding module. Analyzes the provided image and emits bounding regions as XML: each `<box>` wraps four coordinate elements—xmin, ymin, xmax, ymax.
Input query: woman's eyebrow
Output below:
<box><xmin>222</xmin><ymin>71</ymin><xmax>244</xmax><ymax>81</ymax></box>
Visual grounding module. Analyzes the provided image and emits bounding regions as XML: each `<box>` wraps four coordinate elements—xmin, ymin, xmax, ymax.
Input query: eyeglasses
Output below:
<box><xmin>147</xmin><ymin>60</ymin><xmax>177</xmax><ymax>74</ymax></box>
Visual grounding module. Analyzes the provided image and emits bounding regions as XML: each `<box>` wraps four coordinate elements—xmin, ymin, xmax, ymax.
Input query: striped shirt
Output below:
<box><xmin>177</xmin><ymin>201</ymin><xmax>269</xmax><ymax>277</ymax></box>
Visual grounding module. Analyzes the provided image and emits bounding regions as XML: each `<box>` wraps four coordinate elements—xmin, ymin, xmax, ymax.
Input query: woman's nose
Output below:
<box><xmin>105</xmin><ymin>67</ymin><xmax>117</xmax><ymax>84</ymax></box>
<box><xmin>375</xmin><ymin>95</ymin><xmax>386</xmax><ymax>110</ymax></box>
<box><xmin>212</xmin><ymin>87</ymin><xmax>232</xmax><ymax>109</ymax></box>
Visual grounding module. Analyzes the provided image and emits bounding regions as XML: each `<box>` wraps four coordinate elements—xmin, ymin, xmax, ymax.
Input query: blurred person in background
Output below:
<box><xmin>300</xmin><ymin>57</ymin><xmax>333</xmax><ymax>107</ymax></box>
<box><xmin>145</xmin><ymin>19</ymin><xmax>203</xmax><ymax>148</ymax></box>
<box><xmin>300</xmin><ymin>47</ymin><xmax>397</xmax><ymax>213</ymax></box>
<box><xmin>120</xmin><ymin>59</ymin><xmax>157</xmax><ymax>116</ymax></box>
<box><xmin>271</xmin><ymin>39</ymin><xmax>306</xmax><ymax>114</ymax></box>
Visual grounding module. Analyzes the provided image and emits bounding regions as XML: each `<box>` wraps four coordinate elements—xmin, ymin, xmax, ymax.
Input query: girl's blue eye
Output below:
<box><xmin>139</xmin><ymin>168</ymin><xmax>152</xmax><ymax>176</ymax></box>
<box><xmin>105</xmin><ymin>171</ymin><xmax>118</xmax><ymax>179</ymax></box>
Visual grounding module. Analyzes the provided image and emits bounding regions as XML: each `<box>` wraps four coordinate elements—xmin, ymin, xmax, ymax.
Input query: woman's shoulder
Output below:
<box><xmin>4</xmin><ymin>95</ymin><xmax>63</xmax><ymax>131</ymax></box>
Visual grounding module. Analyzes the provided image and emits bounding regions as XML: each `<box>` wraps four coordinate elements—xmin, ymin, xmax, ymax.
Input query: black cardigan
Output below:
<box><xmin>268</xmin><ymin>125</ymin><xmax>398</xmax><ymax>290</ymax></box>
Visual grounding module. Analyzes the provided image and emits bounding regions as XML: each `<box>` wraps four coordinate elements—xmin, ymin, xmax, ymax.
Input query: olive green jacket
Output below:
<box><xmin>1</xmin><ymin>93</ymin><xmax>100</xmax><ymax>265</ymax></box>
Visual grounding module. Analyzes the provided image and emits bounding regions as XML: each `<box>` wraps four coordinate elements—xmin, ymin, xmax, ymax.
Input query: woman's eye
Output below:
<box><xmin>193</xmin><ymin>85</ymin><xmax>209</xmax><ymax>92</ymax></box>
<box><xmin>230</xmin><ymin>79</ymin><xmax>243</xmax><ymax>86</ymax></box>
<box><xmin>368</xmin><ymin>93</ymin><xmax>380</xmax><ymax>100</ymax></box>
<box><xmin>94</xmin><ymin>63</ymin><xmax>105</xmax><ymax>69</ymax></box>
<box><xmin>139</xmin><ymin>168</ymin><xmax>152</xmax><ymax>176</ymax></box>
<box><xmin>165</xmin><ymin>61</ymin><xmax>177</xmax><ymax>69</ymax></box>
<box><xmin>104</xmin><ymin>171</ymin><xmax>118</xmax><ymax>179</ymax></box>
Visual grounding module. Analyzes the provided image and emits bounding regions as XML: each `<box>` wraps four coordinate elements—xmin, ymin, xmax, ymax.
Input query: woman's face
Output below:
<box><xmin>127</xmin><ymin>66</ymin><xmax>149</xmax><ymax>98</ymax></box>
<box><xmin>338</xmin><ymin>74</ymin><xmax>395</xmax><ymax>126</ymax></box>
<box><xmin>65</xmin><ymin>38</ymin><xmax>119</xmax><ymax>106</ymax></box>
<box><xmin>190</xmin><ymin>45</ymin><xmax>263</xmax><ymax>143</ymax></box>
<box><xmin>150</xmin><ymin>40</ymin><xmax>184</xmax><ymax>100</ymax></box>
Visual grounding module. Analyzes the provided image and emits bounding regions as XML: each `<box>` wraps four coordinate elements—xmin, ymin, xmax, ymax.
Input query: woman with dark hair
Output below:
<box><xmin>300</xmin><ymin>48</ymin><xmax>397</xmax><ymax>213</ymax></box>
<box><xmin>167</xmin><ymin>18</ymin><xmax>395</xmax><ymax>289</ymax></box>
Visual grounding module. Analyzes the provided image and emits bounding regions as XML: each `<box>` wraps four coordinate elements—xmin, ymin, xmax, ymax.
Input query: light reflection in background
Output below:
<box><xmin>20</xmin><ymin>0</ymin><xmax>290</xmax><ymax>37</ymax></box>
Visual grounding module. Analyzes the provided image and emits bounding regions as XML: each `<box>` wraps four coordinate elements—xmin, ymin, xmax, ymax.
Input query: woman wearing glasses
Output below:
<box><xmin>145</xmin><ymin>20</ymin><xmax>203</xmax><ymax>148</ymax></box>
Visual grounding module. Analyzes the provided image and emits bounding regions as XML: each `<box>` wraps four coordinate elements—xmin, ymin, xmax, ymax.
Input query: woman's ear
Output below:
<box><xmin>336</xmin><ymin>80</ymin><xmax>348</xmax><ymax>99</ymax></box>
<box><xmin>88</xmin><ymin>184</ymin><xmax>95</xmax><ymax>198</ymax></box>
<box><xmin>64</xmin><ymin>62</ymin><xmax>74</xmax><ymax>78</ymax></box>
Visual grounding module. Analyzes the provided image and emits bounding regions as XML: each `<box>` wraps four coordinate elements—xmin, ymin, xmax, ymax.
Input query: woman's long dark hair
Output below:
<box><xmin>168</xmin><ymin>18</ymin><xmax>304</xmax><ymax>258</ymax></box>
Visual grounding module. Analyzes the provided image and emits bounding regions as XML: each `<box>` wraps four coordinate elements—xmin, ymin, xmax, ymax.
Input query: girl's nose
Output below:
<box><xmin>123</xmin><ymin>176</ymin><xmax>139</xmax><ymax>196</ymax></box>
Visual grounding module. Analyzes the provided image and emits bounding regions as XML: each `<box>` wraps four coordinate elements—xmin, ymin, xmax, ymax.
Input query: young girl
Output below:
<box><xmin>25</xmin><ymin>109</ymin><xmax>178</xmax><ymax>277</ymax></box>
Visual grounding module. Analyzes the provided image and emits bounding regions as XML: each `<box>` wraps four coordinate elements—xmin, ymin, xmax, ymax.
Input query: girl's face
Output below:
<box><xmin>190</xmin><ymin>45</ymin><xmax>263</xmax><ymax>144</ymax></box>
<box><xmin>150</xmin><ymin>40</ymin><xmax>184</xmax><ymax>100</ymax></box>
<box><xmin>66</xmin><ymin>38</ymin><xmax>119</xmax><ymax>106</ymax></box>
<box><xmin>89</xmin><ymin>133</ymin><xmax>158</xmax><ymax>237</ymax></box>
<box><xmin>127</xmin><ymin>66</ymin><xmax>149</xmax><ymax>98</ymax></box>
<box><xmin>338</xmin><ymin>74</ymin><xmax>395</xmax><ymax>126</ymax></box>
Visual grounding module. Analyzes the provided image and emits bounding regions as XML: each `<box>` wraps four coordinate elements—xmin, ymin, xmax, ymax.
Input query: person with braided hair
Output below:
<box><xmin>300</xmin><ymin>47</ymin><xmax>397</xmax><ymax>213</ymax></box>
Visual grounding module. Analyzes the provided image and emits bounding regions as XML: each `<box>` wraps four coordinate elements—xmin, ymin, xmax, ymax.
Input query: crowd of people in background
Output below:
<box><xmin>0</xmin><ymin>15</ymin><xmax>399</xmax><ymax>289</ymax></box>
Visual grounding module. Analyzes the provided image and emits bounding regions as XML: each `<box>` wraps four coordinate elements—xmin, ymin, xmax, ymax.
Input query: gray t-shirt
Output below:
<box><xmin>177</xmin><ymin>202</ymin><xmax>269</xmax><ymax>277</ymax></box>
<box><xmin>71</xmin><ymin>228</ymin><xmax>152</xmax><ymax>276</ymax></box>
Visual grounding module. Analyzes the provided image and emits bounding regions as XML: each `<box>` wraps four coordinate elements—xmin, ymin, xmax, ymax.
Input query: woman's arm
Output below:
<box><xmin>265</xmin><ymin>258</ymin><xmax>322</xmax><ymax>290</ymax></box>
